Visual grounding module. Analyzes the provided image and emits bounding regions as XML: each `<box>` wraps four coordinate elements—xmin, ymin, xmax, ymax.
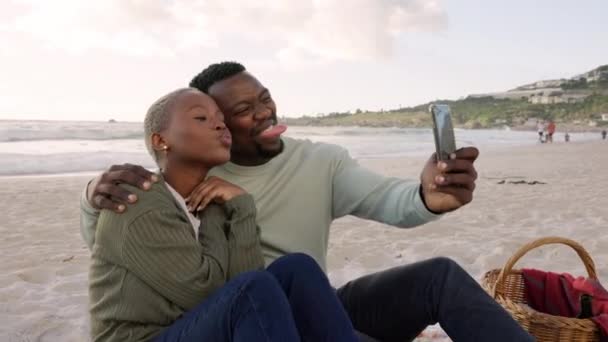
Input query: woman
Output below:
<box><xmin>88</xmin><ymin>88</ymin><xmax>358</xmax><ymax>342</ymax></box>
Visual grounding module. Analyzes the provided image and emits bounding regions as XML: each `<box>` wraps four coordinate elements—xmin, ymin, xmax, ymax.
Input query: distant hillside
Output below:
<box><xmin>285</xmin><ymin>65</ymin><xmax>608</xmax><ymax>130</ymax></box>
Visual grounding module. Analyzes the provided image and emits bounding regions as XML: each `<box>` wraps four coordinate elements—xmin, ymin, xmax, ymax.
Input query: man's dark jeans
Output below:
<box><xmin>337</xmin><ymin>257</ymin><xmax>535</xmax><ymax>342</ymax></box>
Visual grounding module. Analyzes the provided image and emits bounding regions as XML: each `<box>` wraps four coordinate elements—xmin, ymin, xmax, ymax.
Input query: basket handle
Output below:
<box><xmin>492</xmin><ymin>236</ymin><xmax>597</xmax><ymax>297</ymax></box>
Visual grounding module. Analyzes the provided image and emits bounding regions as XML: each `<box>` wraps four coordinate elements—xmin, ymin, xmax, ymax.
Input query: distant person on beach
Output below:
<box><xmin>80</xmin><ymin>62</ymin><xmax>533</xmax><ymax>341</ymax></box>
<box><xmin>537</xmin><ymin>120</ymin><xmax>546</xmax><ymax>143</ymax></box>
<box><xmin>602</xmin><ymin>130</ymin><xmax>607</xmax><ymax>140</ymax></box>
<box><xmin>565</xmin><ymin>132</ymin><xmax>571</xmax><ymax>142</ymax></box>
<box><xmin>88</xmin><ymin>88</ymin><xmax>358</xmax><ymax>342</ymax></box>
<box><xmin>547</xmin><ymin>121</ymin><xmax>556</xmax><ymax>143</ymax></box>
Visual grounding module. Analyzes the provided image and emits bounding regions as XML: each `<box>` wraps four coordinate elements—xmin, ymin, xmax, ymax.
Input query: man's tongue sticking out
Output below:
<box><xmin>256</xmin><ymin>124</ymin><xmax>287</xmax><ymax>144</ymax></box>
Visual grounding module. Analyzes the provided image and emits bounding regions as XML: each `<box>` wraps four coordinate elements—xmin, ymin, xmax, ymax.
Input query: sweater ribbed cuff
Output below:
<box><xmin>224</xmin><ymin>194</ymin><xmax>259</xmax><ymax>247</ymax></box>
<box><xmin>199</xmin><ymin>218</ymin><xmax>230</xmax><ymax>265</ymax></box>
<box><xmin>224</xmin><ymin>194</ymin><xmax>264</xmax><ymax>275</ymax></box>
<box><xmin>223</xmin><ymin>194</ymin><xmax>257</xmax><ymax>218</ymax></box>
<box><xmin>414</xmin><ymin>185</ymin><xmax>443</xmax><ymax>223</ymax></box>
<box><xmin>81</xmin><ymin>179</ymin><xmax>100</xmax><ymax>215</ymax></box>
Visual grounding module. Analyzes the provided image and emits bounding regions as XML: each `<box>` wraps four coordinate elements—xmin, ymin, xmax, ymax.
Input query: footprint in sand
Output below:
<box><xmin>3</xmin><ymin>331</ymin><xmax>34</xmax><ymax>342</ymax></box>
<box><xmin>16</xmin><ymin>267</ymin><xmax>54</xmax><ymax>285</ymax></box>
<box><xmin>55</xmin><ymin>264</ymin><xmax>85</xmax><ymax>277</ymax></box>
<box><xmin>52</xmin><ymin>280</ymin><xmax>86</xmax><ymax>293</ymax></box>
<box><xmin>38</xmin><ymin>323</ymin><xmax>78</xmax><ymax>342</ymax></box>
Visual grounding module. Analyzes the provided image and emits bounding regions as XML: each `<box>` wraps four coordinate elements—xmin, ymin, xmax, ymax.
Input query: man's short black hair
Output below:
<box><xmin>189</xmin><ymin>61</ymin><xmax>246</xmax><ymax>93</ymax></box>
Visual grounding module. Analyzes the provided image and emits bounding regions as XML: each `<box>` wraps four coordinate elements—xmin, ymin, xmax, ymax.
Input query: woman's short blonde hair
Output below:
<box><xmin>143</xmin><ymin>88</ymin><xmax>194</xmax><ymax>164</ymax></box>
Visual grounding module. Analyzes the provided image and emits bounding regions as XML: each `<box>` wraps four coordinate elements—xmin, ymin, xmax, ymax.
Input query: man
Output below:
<box><xmin>80</xmin><ymin>62</ymin><xmax>532</xmax><ymax>341</ymax></box>
<box><xmin>537</xmin><ymin>120</ymin><xmax>545</xmax><ymax>143</ymax></box>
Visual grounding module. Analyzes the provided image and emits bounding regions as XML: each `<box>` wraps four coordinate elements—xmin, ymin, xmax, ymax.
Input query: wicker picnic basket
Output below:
<box><xmin>481</xmin><ymin>236</ymin><xmax>601</xmax><ymax>341</ymax></box>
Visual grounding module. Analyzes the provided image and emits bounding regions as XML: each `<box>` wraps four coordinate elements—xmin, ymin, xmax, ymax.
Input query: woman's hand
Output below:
<box><xmin>186</xmin><ymin>176</ymin><xmax>246</xmax><ymax>212</ymax></box>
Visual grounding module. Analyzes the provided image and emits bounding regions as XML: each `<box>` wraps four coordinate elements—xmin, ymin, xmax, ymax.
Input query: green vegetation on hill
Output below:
<box><xmin>562</xmin><ymin>70</ymin><xmax>608</xmax><ymax>90</ymax></box>
<box><xmin>285</xmin><ymin>65</ymin><xmax>608</xmax><ymax>129</ymax></box>
<box><xmin>285</xmin><ymin>94</ymin><xmax>608</xmax><ymax>129</ymax></box>
<box><xmin>437</xmin><ymin>93</ymin><xmax>608</xmax><ymax>127</ymax></box>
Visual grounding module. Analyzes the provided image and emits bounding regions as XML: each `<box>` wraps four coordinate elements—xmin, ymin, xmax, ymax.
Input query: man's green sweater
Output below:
<box><xmin>88</xmin><ymin>180</ymin><xmax>263</xmax><ymax>342</ymax></box>
<box><xmin>81</xmin><ymin>138</ymin><xmax>440</xmax><ymax>270</ymax></box>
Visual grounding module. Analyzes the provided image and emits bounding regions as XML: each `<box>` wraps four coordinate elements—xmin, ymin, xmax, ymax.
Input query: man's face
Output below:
<box><xmin>207</xmin><ymin>72</ymin><xmax>284</xmax><ymax>163</ymax></box>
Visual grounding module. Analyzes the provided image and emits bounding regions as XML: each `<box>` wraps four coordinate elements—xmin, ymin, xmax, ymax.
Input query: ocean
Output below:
<box><xmin>0</xmin><ymin>120</ymin><xmax>600</xmax><ymax>176</ymax></box>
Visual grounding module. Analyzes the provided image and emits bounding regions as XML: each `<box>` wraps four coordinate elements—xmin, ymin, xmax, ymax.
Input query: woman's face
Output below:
<box><xmin>162</xmin><ymin>89</ymin><xmax>232</xmax><ymax>168</ymax></box>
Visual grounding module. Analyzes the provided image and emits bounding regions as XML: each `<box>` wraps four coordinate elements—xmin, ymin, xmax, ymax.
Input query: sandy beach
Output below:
<box><xmin>1</xmin><ymin>140</ymin><xmax>607</xmax><ymax>341</ymax></box>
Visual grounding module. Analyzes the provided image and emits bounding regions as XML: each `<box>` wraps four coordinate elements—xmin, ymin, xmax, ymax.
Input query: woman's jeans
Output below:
<box><xmin>153</xmin><ymin>253</ymin><xmax>358</xmax><ymax>342</ymax></box>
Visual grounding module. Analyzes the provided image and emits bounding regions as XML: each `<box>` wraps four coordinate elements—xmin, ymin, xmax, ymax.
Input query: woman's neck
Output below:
<box><xmin>162</xmin><ymin>162</ymin><xmax>209</xmax><ymax>198</ymax></box>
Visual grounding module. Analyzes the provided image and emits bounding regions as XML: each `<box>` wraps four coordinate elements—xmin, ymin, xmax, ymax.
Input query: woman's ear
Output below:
<box><xmin>151</xmin><ymin>133</ymin><xmax>169</xmax><ymax>153</ymax></box>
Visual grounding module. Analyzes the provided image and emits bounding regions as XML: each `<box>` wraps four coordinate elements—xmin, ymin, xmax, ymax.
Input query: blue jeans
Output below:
<box><xmin>338</xmin><ymin>257</ymin><xmax>535</xmax><ymax>342</ymax></box>
<box><xmin>153</xmin><ymin>253</ymin><xmax>357</xmax><ymax>342</ymax></box>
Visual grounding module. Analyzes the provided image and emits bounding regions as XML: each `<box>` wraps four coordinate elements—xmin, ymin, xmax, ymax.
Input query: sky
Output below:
<box><xmin>0</xmin><ymin>0</ymin><xmax>607</xmax><ymax>122</ymax></box>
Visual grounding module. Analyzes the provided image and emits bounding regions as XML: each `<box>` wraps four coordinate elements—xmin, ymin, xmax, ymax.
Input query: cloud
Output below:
<box><xmin>4</xmin><ymin>0</ymin><xmax>218</xmax><ymax>56</ymax></box>
<box><xmin>3</xmin><ymin>0</ymin><xmax>447</xmax><ymax>62</ymax></box>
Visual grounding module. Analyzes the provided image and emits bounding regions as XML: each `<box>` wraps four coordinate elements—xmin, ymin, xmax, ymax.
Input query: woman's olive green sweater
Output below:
<box><xmin>88</xmin><ymin>180</ymin><xmax>264</xmax><ymax>342</ymax></box>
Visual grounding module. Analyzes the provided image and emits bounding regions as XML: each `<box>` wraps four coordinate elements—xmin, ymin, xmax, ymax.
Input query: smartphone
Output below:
<box><xmin>429</xmin><ymin>104</ymin><xmax>457</xmax><ymax>161</ymax></box>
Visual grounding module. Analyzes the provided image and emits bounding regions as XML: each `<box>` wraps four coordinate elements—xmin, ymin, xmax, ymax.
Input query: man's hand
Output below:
<box><xmin>186</xmin><ymin>176</ymin><xmax>246</xmax><ymax>212</ymax></box>
<box><xmin>86</xmin><ymin>164</ymin><xmax>158</xmax><ymax>212</ymax></box>
<box><xmin>420</xmin><ymin>147</ymin><xmax>479</xmax><ymax>214</ymax></box>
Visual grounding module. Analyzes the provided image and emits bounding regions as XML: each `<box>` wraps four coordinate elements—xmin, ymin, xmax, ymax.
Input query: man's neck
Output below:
<box><xmin>229</xmin><ymin>140</ymin><xmax>284</xmax><ymax>166</ymax></box>
<box><xmin>162</xmin><ymin>163</ymin><xmax>209</xmax><ymax>198</ymax></box>
<box><xmin>229</xmin><ymin>153</ymin><xmax>273</xmax><ymax>166</ymax></box>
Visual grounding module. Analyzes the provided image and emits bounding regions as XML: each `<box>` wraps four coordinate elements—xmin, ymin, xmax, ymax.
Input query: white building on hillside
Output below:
<box><xmin>528</xmin><ymin>91</ymin><xmax>587</xmax><ymax>104</ymax></box>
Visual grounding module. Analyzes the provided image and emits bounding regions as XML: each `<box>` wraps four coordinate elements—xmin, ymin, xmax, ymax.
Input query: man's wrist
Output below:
<box><xmin>418</xmin><ymin>185</ymin><xmax>442</xmax><ymax>215</ymax></box>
